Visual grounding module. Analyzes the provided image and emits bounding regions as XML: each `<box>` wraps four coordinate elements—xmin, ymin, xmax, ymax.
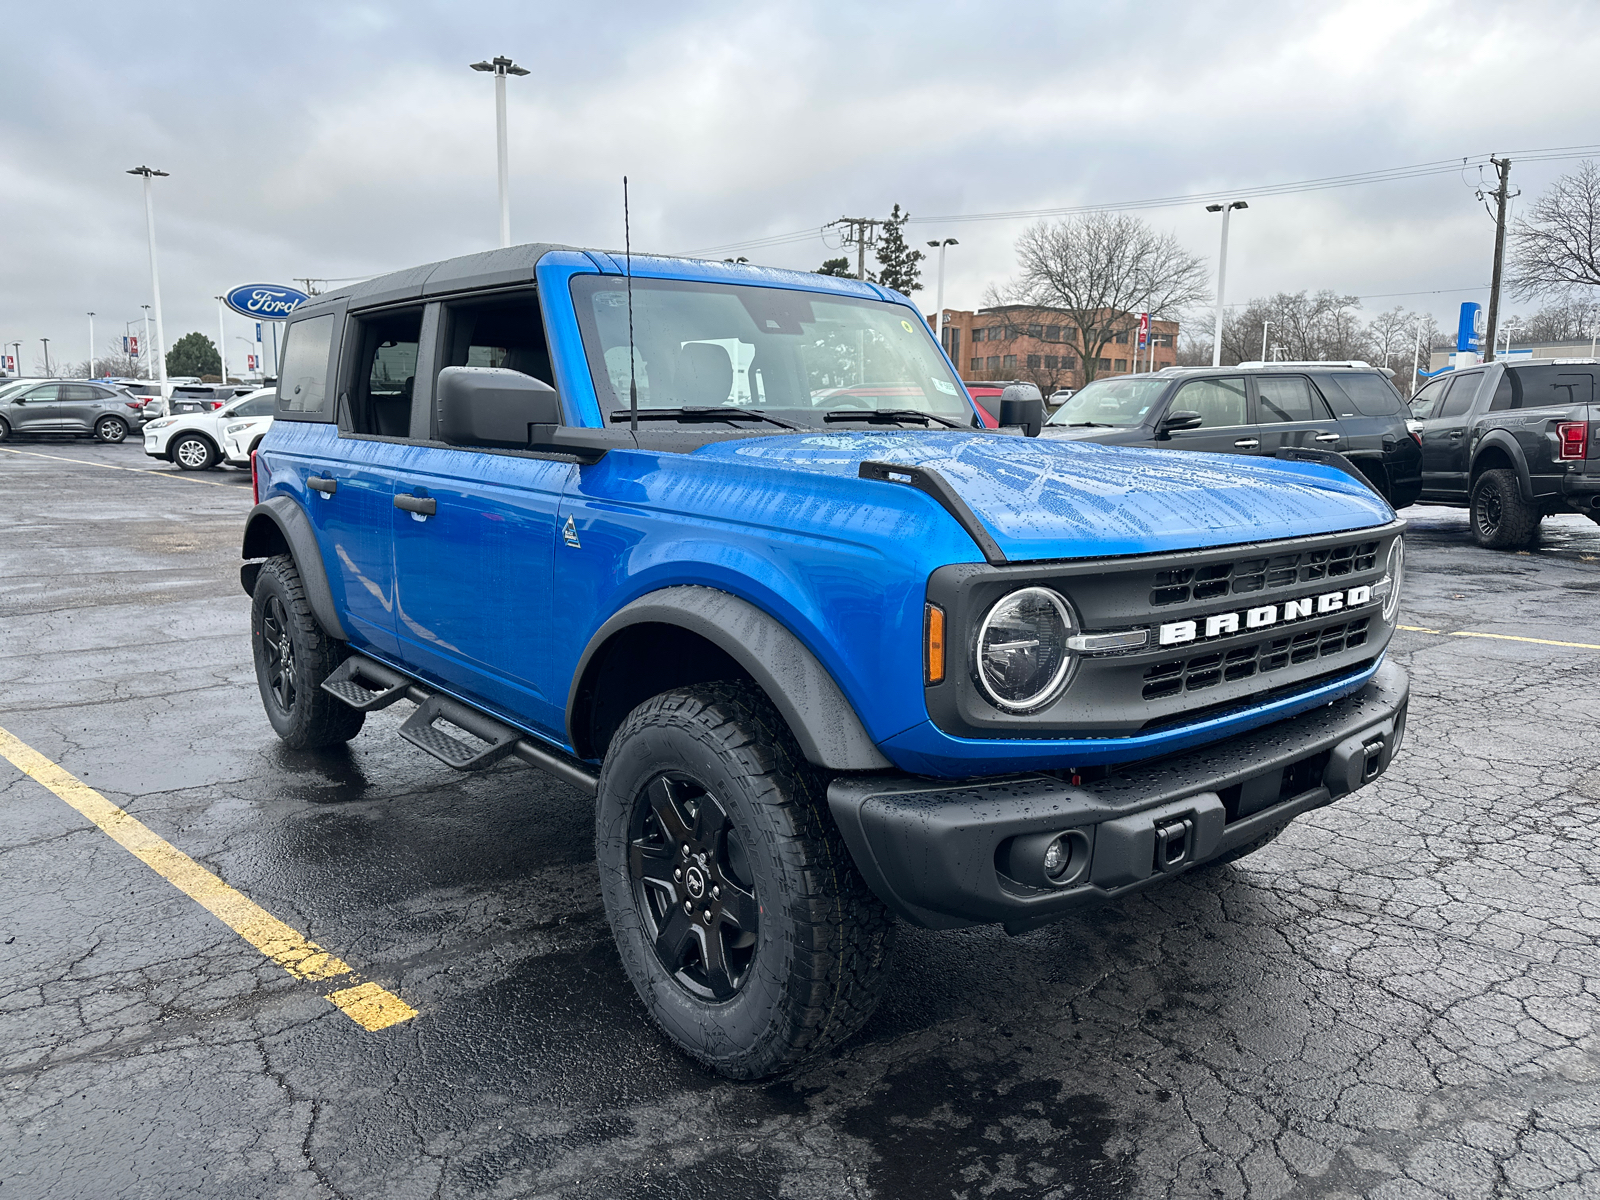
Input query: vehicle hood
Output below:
<box><xmin>694</xmin><ymin>431</ymin><xmax>1393</xmax><ymax>561</ymax></box>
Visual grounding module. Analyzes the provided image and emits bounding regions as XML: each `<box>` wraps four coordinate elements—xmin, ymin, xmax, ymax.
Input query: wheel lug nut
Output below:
<box><xmin>684</xmin><ymin>900</ymin><xmax>692</xmax><ymax>913</ymax></box>
<box><xmin>681</xmin><ymin>845</ymin><xmax>690</xmax><ymax>859</ymax></box>
<box><xmin>673</xmin><ymin>868</ymin><xmax>682</xmax><ymax>881</ymax></box>
<box><xmin>703</xmin><ymin>909</ymin><xmax>713</xmax><ymax>924</ymax></box>
<box><xmin>712</xmin><ymin>886</ymin><xmax>720</xmax><ymax>899</ymax></box>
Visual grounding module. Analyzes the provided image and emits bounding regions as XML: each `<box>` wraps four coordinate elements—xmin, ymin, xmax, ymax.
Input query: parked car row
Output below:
<box><xmin>0</xmin><ymin>377</ymin><xmax>153</xmax><ymax>443</ymax></box>
<box><xmin>143</xmin><ymin>388</ymin><xmax>275</xmax><ymax>469</ymax></box>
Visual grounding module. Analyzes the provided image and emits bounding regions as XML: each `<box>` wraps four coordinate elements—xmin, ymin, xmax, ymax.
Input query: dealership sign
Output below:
<box><xmin>224</xmin><ymin>283</ymin><xmax>310</xmax><ymax>320</ymax></box>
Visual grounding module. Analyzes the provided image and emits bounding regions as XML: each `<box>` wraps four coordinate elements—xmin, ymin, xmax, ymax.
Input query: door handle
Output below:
<box><xmin>1314</xmin><ymin>431</ymin><xmax>1340</xmax><ymax>443</ymax></box>
<box><xmin>394</xmin><ymin>494</ymin><xmax>436</xmax><ymax>516</ymax></box>
<box><xmin>1233</xmin><ymin>438</ymin><xmax>1260</xmax><ymax>449</ymax></box>
<box><xmin>307</xmin><ymin>476</ymin><xmax>337</xmax><ymax>495</ymax></box>
<box><xmin>1448</xmin><ymin>431</ymin><xmax>1464</xmax><ymax>438</ymax></box>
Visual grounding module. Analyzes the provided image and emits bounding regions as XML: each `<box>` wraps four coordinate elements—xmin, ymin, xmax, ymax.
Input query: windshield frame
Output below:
<box><xmin>568</xmin><ymin>273</ymin><xmax>976</xmax><ymax>430</ymax></box>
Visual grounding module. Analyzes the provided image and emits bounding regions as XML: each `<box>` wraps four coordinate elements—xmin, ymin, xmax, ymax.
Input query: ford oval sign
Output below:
<box><xmin>224</xmin><ymin>283</ymin><xmax>310</xmax><ymax>320</ymax></box>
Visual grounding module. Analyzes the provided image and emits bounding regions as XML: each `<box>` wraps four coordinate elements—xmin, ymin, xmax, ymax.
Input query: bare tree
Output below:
<box><xmin>1505</xmin><ymin>293</ymin><xmax>1600</xmax><ymax>343</ymax></box>
<box><xmin>989</xmin><ymin>212</ymin><xmax>1210</xmax><ymax>383</ymax></box>
<box><xmin>1509</xmin><ymin>160</ymin><xmax>1600</xmax><ymax>298</ymax></box>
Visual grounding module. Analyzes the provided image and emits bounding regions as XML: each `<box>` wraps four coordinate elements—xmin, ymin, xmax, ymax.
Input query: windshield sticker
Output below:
<box><xmin>933</xmin><ymin>379</ymin><xmax>958</xmax><ymax>395</ymax></box>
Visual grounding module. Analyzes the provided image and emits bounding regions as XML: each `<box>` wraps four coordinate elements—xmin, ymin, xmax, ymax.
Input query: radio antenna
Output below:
<box><xmin>624</xmin><ymin>176</ymin><xmax>637</xmax><ymax>435</ymax></box>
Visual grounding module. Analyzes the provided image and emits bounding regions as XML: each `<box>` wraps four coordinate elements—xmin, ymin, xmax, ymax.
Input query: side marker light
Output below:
<box><xmin>924</xmin><ymin>603</ymin><xmax>946</xmax><ymax>685</ymax></box>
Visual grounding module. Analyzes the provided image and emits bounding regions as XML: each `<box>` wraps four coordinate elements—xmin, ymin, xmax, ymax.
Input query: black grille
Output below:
<box><xmin>1151</xmin><ymin>540</ymin><xmax>1380</xmax><ymax>607</ymax></box>
<box><xmin>1141</xmin><ymin>618</ymin><xmax>1373</xmax><ymax>700</ymax></box>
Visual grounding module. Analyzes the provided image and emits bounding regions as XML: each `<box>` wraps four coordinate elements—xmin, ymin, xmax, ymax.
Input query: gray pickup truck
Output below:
<box><xmin>1410</xmin><ymin>359</ymin><xmax>1600</xmax><ymax>547</ymax></box>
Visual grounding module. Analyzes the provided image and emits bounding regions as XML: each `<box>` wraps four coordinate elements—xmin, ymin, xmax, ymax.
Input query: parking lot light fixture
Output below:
<box><xmin>470</xmin><ymin>56</ymin><xmax>529</xmax><ymax>249</ymax></box>
<box><xmin>1206</xmin><ymin>200</ymin><xmax>1248</xmax><ymax>367</ymax></box>
<box><xmin>926</xmin><ymin>238</ymin><xmax>958</xmax><ymax>351</ymax></box>
<box><xmin>215</xmin><ymin>297</ymin><xmax>229</xmax><ymax>384</ymax></box>
<box><xmin>41</xmin><ymin>338</ymin><xmax>51</xmax><ymax>376</ymax></box>
<box><xmin>86</xmin><ymin>313</ymin><xmax>95</xmax><ymax>378</ymax></box>
<box><xmin>127</xmin><ymin>167</ymin><xmax>170</xmax><ymax>411</ymax></box>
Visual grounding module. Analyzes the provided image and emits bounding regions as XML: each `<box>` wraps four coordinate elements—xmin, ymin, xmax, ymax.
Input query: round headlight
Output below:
<box><xmin>975</xmin><ymin>587</ymin><xmax>1077</xmax><ymax>711</ymax></box>
<box><xmin>1382</xmin><ymin>538</ymin><xmax>1404</xmax><ymax>622</ymax></box>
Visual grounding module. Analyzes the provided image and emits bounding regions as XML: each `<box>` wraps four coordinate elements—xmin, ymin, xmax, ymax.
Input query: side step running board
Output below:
<box><xmin>321</xmin><ymin>654</ymin><xmax>600</xmax><ymax>795</ymax></box>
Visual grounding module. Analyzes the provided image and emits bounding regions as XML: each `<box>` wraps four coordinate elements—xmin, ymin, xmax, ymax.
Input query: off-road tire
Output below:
<box><xmin>1470</xmin><ymin>468</ymin><xmax>1539</xmax><ymax>549</ymax></box>
<box><xmin>94</xmin><ymin>416</ymin><xmax>128</xmax><ymax>444</ymax></box>
<box><xmin>172</xmin><ymin>433</ymin><xmax>216</xmax><ymax>470</ymax></box>
<box><xmin>596</xmin><ymin>682</ymin><xmax>894</xmax><ymax>1079</ymax></box>
<box><xmin>250</xmin><ymin>554</ymin><xmax>364</xmax><ymax>749</ymax></box>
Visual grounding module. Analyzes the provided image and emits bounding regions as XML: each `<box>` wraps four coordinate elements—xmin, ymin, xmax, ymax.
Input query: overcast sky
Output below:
<box><xmin>4</xmin><ymin>0</ymin><xmax>1599</xmax><ymax>374</ymax></box>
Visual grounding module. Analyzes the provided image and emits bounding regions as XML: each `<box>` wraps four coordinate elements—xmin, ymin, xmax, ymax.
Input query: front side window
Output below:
<box><xmin>1409</xmin><ymin>375</ymin><xmax>1450</xmax><ymax>419</ymax></box>
<box><xmin>571</xmin><ymin>277</ymin><xmax>974</xmax><ymax>428</ymax></box>
<box><xmin>1255</xmin><ymin>376</ymin><xmax>1328</xmax><ymax>423</ymax></box>
<box><xmin>278</xmin><ymin>315</ymin><xmax>335</xmax><ymax>415</ymax></box>
<box><xmin>1045</xmin><ymin>376</ymin><xmax>1168</xmax><ymax>427</ymax></box>
<box><xmin>24</xmin><ymin>384</ymin><xmax>63</xmax><ymax>402</ymax></box>
<box><xmin>1171</xmin><ymin>377</ymin><xmax>1247</xmax><ymax>427</ymax></box>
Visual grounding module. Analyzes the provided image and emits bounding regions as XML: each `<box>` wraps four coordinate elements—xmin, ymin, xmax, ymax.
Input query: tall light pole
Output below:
<box><xmin>1259</xmin><ymin>318</ymin><xmax>1271</xmax><ymax>364</ymax></box>
<box><xmin>127</xmin><ymin>167</ymin><xmax>170</xmax><ymax>411</ymax></box>
<box><xmin>86</xmin><ymin>312</ymin><xmax>95</xmax><ymax>378</ymax></box>
<box><xmin>926</xmin><ymin>238</ymin><xmax>959</xmax><ymax>353</ymax></box>
<box><xmin>215</xmin><ymin>297</ymin><xmax>229</xmax><ymax>383</ymax></box>
<box><xmin>470</xmin><ymin>56</ymin><xmax>529</xmax><ymax>248</ymax></box>
<box><xmin>1206</xmin><ymin>200</ymin><xmax>1248</xmax><ymax>367</ymax></box>
<box><xmin>140</xmin><ymin>305</ymin><xmax>152</xmax><ymax>380</ymax></box>
<box><xmin>41</xmin><ymin>338</ymin><xmax>51</xmax><ymax>376</ymax></box>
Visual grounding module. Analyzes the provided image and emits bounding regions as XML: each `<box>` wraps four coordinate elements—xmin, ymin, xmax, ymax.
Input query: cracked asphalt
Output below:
<box><xmin>3</xmin><ymin>437</ymin><xmax>1600</xmax><ymax>1199</ymax></box>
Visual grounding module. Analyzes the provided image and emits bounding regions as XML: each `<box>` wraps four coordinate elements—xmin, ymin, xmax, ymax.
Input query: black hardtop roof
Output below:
<box><xmin>293</xmin><ymin>242</ymin><xmax>583</xmax><ymax>318</ymax></box>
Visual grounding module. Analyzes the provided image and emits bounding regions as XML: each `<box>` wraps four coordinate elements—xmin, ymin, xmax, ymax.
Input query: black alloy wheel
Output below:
<box><xmin>628</xmin><ymin>772</ymin><xmax>760</xmax><ymax>1002</ymax></box>
<box><xmin>94</xmin><ymin>416</ymin><xmax>128</xmax><ymax>443</ymax></box>
<box><xmin>250</xmin><ymin>555</ymin><xmax>365</xmax><ymax>748</ymax></box>
<box><xmin>1470</xmin><ymin>468</ymin><xmax>1539</xmax><ymax>549</ymax></box>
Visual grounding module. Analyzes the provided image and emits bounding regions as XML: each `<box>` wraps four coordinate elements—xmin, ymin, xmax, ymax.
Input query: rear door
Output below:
<box><xmin>1251</xmin><ymin>373</ymin><xmax>1342</xmax><ymax>458</ymax></box>
<box><xmin>59</xmin><ymin>384</ymin><xmax>108</xmax><ymax>431</ymax></box>
<box><xmin>1158</xmin><ymin>375</ymin><xmax>1257</xmax><ymax>454</ymax></box>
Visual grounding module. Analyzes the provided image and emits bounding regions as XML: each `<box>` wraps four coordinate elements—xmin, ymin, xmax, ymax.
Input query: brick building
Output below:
<box><xmin>929</xmin><ymin>305</ymin><xmax>1179</xmax><ymax>393</ymax></box>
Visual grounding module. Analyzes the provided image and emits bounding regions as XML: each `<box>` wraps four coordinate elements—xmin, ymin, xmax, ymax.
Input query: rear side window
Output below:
<box><xmin>1492</xmin><ymin>366</ymin><xmax>1597</xmax><ymax>411</ymax></box>
<box><xmin>1255</xmin><ymin>376</ymin><xmax>1329</xmax><ymax>423</ymax></box>
<box><xmin>1170</xmin><ymin>377</ymin><xmax>1246</xmax><ymax>427</ymax></box>
<box><xmin>277</xmin><ymin>314</ymin><xmax>336</xmax><ymax>418</ymax></box>
<box><xmin>1317</xmin><ymin>372</ymin><xmax>1406</xmax><ymax>417</ymax></box>
<box><xmin>1439</xmin><ymin>374</ymin><xmax>1481</xmax><ymax>418</ymax></box>
<box><xmin>344</xmin><ymin>308</ymin><xmax>423</xmax><ymax>438</ymax></box>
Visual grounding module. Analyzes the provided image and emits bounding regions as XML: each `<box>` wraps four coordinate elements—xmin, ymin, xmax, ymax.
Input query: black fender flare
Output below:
<box><xmin>239</xmin><ymin>496</ymin><xmax>348</xmax><ymax>640</ymax></box>
<box><xmin>568</xmin><ymin>586</ymin><xmax>893</xmax><ymax>772</ymax></box>
<box><xmin>1471</xmin><ymin>431</ymin><xmax>1535</xmax><ymax>501</ymax></box>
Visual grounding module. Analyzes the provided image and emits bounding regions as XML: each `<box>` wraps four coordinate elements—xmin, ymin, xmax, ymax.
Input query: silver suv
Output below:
<box><xmin>0</xmin><ymin>379</ymin><xmax>148</xmax><ymax>444</ymax></box>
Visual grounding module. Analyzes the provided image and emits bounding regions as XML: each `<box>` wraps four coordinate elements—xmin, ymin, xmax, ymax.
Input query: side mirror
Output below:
<box><xmin>997</xmin><ymin>383</ymin><xmax>1045</xmax><ymax>437</ymax></box>
<box><xmin>437</xmin><ymin>366</ymin><xmax>562</xmax><ymax>448</ymax></box>
<box><xmin>1158</xmin><ymin>409</ymin><xmax>1204</xmax><ymax>437</ymax></box>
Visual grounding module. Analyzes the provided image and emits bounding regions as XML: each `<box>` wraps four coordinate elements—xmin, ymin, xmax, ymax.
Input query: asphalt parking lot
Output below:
<box><xmin>3</xmin><ymin>437</ymin><xmax>1600</xmax><ymax>1200</ymax></box>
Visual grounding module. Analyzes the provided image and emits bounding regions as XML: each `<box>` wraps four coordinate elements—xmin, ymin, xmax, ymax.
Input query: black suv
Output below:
<box><xmin>1039</xmin><ymin>363</ymin><xmax>1423</xmax><ymax>509</ymax></box>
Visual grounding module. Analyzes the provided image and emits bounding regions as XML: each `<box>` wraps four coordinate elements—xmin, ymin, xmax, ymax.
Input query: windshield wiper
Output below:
<box><xmin>609</xmin><ymin>406</ymin><xmax>800</xmax><ymax>430</ymax></box>
<box><xmin>823</xmin><ymin>408</ymin><xmax>964</xmax><ymax>429</ymax></box>
<box><xmin>1059</xmin><ymin>421</ymin><xmax>1115</xmax><ymax>428</ymax></box>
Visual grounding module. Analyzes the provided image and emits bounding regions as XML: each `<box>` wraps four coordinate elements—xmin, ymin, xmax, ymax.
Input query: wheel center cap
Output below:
<box><xmin>684</xmin><ymin>865</ymin><xmax>707</xmax><ymax>899</ymax></box>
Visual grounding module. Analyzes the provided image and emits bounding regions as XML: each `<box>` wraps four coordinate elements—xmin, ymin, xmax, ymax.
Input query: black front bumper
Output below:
<box><xmin>828</xmin><ymin>660</ymin><xmax>1409</xmax><ymax>933</ymax></box>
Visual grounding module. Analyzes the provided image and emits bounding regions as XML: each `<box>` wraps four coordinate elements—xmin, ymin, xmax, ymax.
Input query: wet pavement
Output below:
<box><xmin>3</xmin><ymin>437</ymin><xmax>1600</xmax><ymax>1199</ymax></box>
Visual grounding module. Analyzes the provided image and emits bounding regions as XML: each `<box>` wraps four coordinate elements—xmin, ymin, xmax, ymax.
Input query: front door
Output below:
<box><xmin>1418</xmin><ymin>373</ymin><xmax>1482</xmax><ymax>499</ymax></box>
<box><xmin>1158</xmin><ymin>375</ymin><xmax>1258</xmax><ymax>454</ymax></box>
<box><xmin>12</xmin><ymin>384</ymin><xmax>66</xmax><ymax>432</ymax></box>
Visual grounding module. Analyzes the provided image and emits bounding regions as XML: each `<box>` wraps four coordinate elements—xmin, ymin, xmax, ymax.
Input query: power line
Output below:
<box><xmin>679</xmin><ymin>143</ymin><xmax>1600</xmax><ymax>258</ymax></box>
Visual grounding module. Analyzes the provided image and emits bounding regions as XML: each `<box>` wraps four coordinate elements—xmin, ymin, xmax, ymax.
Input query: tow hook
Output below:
<box><xmin>1152</xmin><ymin>815</ymin><xmax>1195</xmax><ymax>874</ymax></box>
<box><xmin>1360</xmin><ymin>735</ymin><xmax>1386</xmax><ymax>782</ymax></box>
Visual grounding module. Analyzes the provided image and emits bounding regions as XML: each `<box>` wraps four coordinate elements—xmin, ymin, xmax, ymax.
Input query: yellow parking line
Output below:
<box><xmin>0</xmin><ymin>725</ymin><xmax>415</xmax><ymax>1031</ymax></box>
<box><xmin>0</xmin><ymin>446</ymin><xmax>239</xmax><ymax>488</ymax></box>
<box><xmin>1396</xmin><ymin>625</ymin><xmax>1600</xmax><ymax>651</ymax></box>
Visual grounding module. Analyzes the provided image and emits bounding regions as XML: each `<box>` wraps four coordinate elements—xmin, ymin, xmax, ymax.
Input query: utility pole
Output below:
<box><xmin>1481</xmin><ymin>156</ymin><xmax>1515</xmax><ymax>365</ymax></box>
<box><xmin>829</xmin><ymin>217</ymin><xmax>882</xmax><ymax>280</ymax></box>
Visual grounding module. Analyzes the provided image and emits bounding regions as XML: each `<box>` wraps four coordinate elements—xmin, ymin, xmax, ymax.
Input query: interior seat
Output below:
<box><xmin>673</xmin><ymin>343</ymin><xmax>733</xmax><ymax>406</ymax></box>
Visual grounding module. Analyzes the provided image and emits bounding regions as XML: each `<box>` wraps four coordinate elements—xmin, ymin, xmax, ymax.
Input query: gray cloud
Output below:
<box><xmin>3</xmin><ymin>0</ymin><xmax>1598</xmax><ymax>372</ymax></box>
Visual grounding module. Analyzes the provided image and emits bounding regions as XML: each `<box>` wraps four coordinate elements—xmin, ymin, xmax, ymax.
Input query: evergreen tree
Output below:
<box><xmin>166</xmin><ymin>331</ymin><xmax>221</xmax><ymax>378</ymax></box>
<box><xmin>816</xmin><ymin>257</ymin><xmax>852</xmax><ymax>277</ymax></box>
<box><xmin>874</xmin><ymin>205</ymin><xmax>925</xmax><ymax>294</ymax></box>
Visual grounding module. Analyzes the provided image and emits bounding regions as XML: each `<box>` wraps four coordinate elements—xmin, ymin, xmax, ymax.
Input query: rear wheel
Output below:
<box><xmin>596</xmin><ymin>683</ymin><xmax>894</xmax><ymax>1079</ymax></box>
<box><xmin>250</xmin><ymin>555</ymin><xmax>364</xmax><ymax>749</ymax></box>
<box><xmin>94</xmin><ymin>416</ymin><xmax>128</xmax><ymax>444</ymax></box>
<box><xmin>172</xmin><ymin>433</ymin><xmax>215</xmax><ymax>470</ymax></box>
<box><xmin>1470</xmin><ymin>468</ymin><xmax>1539</xmax><ymax>549</ymax></box>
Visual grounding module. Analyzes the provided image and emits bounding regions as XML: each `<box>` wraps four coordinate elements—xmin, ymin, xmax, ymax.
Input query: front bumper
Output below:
<box><xmin>828</xmin><ymin>659</ymin><xmax>1408</xmax><ymax>933</ymax></box>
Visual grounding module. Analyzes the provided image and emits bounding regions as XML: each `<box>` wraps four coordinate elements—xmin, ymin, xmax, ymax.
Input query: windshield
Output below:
<box><xmin>571</xmin><ymin>276</ymin><xmax>972</xmax><ymax>427</ymax></box>
<box><xmin>1044</xmin><ymin>376</ymin><xmax>1169</xmax><ymax>426</ymax></box>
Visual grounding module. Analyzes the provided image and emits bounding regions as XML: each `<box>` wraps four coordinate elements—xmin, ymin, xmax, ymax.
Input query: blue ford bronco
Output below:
<box><xmin>242</xmin><ymin>245</ymin><xmax>1409</xmax><ymax>1077</ymax></box>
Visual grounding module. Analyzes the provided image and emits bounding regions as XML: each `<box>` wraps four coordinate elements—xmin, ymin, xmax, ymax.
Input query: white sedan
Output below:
<box><xmin>222</xmin><ymin>413</ymin><xmax>274</xmax><ymax>467</ymax></box>
<box><xmin>142</xmin><ymin>389</ymin><xmax>274</xmax><ymax>470</ymax></box>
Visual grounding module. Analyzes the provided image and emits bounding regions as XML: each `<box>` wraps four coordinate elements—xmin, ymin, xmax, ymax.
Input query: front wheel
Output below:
<box><xmin>94</xmin><ymin>416</ymin><xmax>128</xmax><ymax>444</ymax></box>
<box><xmin>1470</xmin><ymin>468</ymin><xmax>1539</xmax><ymax>549</ymax></box>
<box><xmin>596</xmin><ymin>683</ymin><xmax>894</xmax><ymax>1079</ymax></box>
<box><xmin>250</xmin><ymin>555</ymin><xmax>365</xmax><ymax>748</ymax></box>
<box><xmin>0</xmin><ymin>417</ymin><xmax>9</xmax><ymax>442</ymax></box>
<box><xmin>172</xmin><ymin>433</ymin><xmax>215</xmax><ymax>470</ymax></box>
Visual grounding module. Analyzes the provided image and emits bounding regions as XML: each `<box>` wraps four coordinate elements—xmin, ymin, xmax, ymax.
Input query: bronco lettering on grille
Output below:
<box><xmin>1158</xmin><ymin>585</ymin><xmax>1373</xmax><ymax>647</ymax></box>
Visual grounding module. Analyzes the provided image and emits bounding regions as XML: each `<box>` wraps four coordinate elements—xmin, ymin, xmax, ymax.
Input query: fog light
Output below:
<box><xmin>1043</xmin><ymin>835</ymin><xmax>1070</xmax><ymax>879</ymax></box>
<box><xmin>999</xmin><ymin>828</ymin><xmax>1092</xmax><ymax>889</ymax></box>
